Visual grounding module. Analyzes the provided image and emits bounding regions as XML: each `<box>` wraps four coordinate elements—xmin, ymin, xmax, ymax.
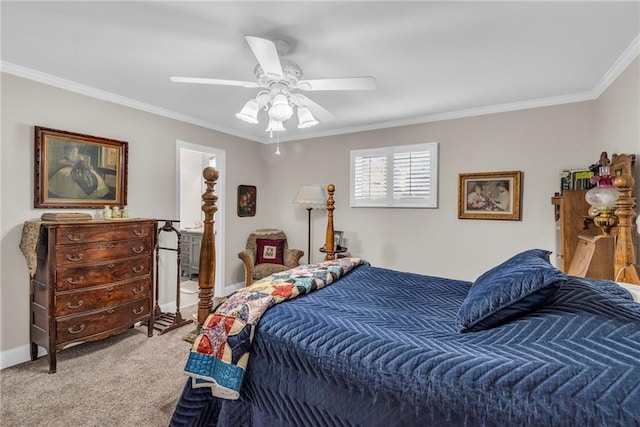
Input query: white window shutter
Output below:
<box><xmin>351</xmin><ymin>143</ymin><xmax>438</xmax><ymax>208</ymax></box>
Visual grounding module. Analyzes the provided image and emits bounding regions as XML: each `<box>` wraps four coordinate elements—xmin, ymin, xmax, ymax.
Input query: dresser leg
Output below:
<box><xmin>48</xmin><ymin>351</ymin><xmax>57</xmax><ymax>374</ymax></box>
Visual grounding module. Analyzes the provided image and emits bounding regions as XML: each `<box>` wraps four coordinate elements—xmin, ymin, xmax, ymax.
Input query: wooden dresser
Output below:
<box><xmin>30</xmin><ymin>218</ymin><xmax>157</xmax><ymax>373</ymax></box>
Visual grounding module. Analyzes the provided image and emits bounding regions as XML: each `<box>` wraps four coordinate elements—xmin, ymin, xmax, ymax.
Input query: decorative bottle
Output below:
<box><xmin>102</xmin><ymin>206</ymin><xmax>112</xmax><ymax>219</ymax></box>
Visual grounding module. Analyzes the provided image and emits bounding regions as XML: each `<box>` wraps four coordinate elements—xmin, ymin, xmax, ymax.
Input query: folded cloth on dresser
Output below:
<box><xmin>184</xmin><ymin>258</ymin><xmax>368</xmax><ymax>399</ymax></box>
<box><xmin>19</xmin><ymin>221</ymin><xmax>43</xmax><ymax>277</ymax></box>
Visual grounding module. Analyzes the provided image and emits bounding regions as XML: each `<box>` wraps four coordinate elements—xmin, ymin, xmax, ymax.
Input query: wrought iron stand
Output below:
<box><xmin>154</xmin><ymin>219</ymin><xmax>193</xmax><ymax>335</ymax></box>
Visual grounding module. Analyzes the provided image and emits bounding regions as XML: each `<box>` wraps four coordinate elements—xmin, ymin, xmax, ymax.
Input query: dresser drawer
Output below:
<box><xmin>56</xmin><ymin>257</ymin><xmax>151</xmax><ymax>291</ymax></box>
<box><xmin>56</xmin><ymin>298</ymin><xmax>150</xmax><ymax>343</ymax></box>
<box><xmin>55</xmin><ymin>278</ymin><xmax>151</xmax><ymax>317</ymax></box>
<box><xmin>55</xmin><ymin>238</ymin><xmax>153</xmax><ymax>266</ymax></box>
<box><xmin>55</xmin><ymin>222</ymin><xmax>154</xmax><ymax>245</ymax></box>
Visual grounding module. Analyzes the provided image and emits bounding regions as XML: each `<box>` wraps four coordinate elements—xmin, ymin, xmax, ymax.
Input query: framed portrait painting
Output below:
<box><xmin>333</xmin><ymin>230</ymin><xmax>344</xmax><ymax>251</ymax></box>
<box><xmin>237</xmin><ymin>185</ymin><xmax>256</xmax><ymax>217</ymax></box>
<box><xmin>34</xmin><ymin>126</ymin><xmax>128</xmax><ymax>208</ymax></box>
<box><xmin>458</xmin><ymin>171</ymin><xmax>522</xmax><ymax>220</ymax></box>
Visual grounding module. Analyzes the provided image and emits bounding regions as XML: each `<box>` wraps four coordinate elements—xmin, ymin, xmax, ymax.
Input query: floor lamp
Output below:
<box><xmin>293</xmin><ymin>185</ymin><xmax>327</xmax><ymax>264</ymax></box>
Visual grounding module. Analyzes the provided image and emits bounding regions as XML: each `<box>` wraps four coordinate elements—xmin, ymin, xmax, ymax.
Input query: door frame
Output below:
<box><xmin>176</xmin><ymin>140</ymin><xmax>225</xmax><ymax>297</ymax></box>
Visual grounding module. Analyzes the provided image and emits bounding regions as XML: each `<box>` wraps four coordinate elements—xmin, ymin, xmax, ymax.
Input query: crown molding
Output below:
<box><xmin>3</xmin><ymin>32</ymin><xmax>639</xmax><ymax>145</ymax></box>
<box><xmin>277</xmin><ymin>90</ymin><xmax>598</xmax><ymax>143</ymax></box>
<box><xmin>0</xmin><ymin>62</ymin><xmax>263</xmax><ymax>143</ymax></box>
<box><xmin>592</xmin><ymin>34</ymin><xmax>640</xmax><ymax>98</ymax></box>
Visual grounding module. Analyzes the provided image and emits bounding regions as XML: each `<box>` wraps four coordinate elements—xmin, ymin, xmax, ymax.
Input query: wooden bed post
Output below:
<box><xmin>614</xmin><ymin>173</ymin><xmax>640</xmax><ymax>284</ymax></box>
<box><xmin>198</xmin><ymin>167</ymin><xmax>219</xmax><ymax>329</ymax></box>
<box><xmin>324</xmin><ymin>184</ymin><xmax>336</xmax><ymax>260</ymax></box>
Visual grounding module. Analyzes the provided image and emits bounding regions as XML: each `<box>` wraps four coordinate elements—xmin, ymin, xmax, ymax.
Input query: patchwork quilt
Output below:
<box><xmin>183</xmin><ymin>258</ymin><xmax>368</xmax><ymax>399</ymax></box>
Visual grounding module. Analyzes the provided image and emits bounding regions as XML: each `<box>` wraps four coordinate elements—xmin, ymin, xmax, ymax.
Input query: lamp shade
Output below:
<box><xmin>265</xmin><ymin>118</ymin><xmax>286</xmax><ymax>133</ymax></box>
<box><xmin>297</xmin><ymin>106</ymin><xmax>319</xmax><ymax>128</ymax></box>
<box><xmin>293</xmin><ymin>185</ymin><xmax>326</xmax><ymax>209</ymax></box>
<box><xmin>585</xmin><ymin>166</ymin><xmax>620</xmax><ymax>209</ymax></box>
<box><xmin>586</xmin><ymin>186</ymin><xmax>620</xmax><ymax>209</ymax></box>
<box><xmin>235</xmin><ymin>99</ymin><xmax>260</xmax><ymax>123</ymax></box>
<box><xmin>268</xmin><ymin>94</ymin><xmax>293</xmax><ymax>121</ymax></box>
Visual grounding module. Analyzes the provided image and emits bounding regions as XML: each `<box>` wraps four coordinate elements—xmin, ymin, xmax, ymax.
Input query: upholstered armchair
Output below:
<box><xmin>238</xmin><ymin>229</ymin><xmax>304</xmax><ymax>287</ymax></box>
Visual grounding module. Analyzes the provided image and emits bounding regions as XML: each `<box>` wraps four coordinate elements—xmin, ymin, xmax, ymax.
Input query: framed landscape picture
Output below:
<box><xmin>34</xmin><ymin>126</ymin><xmax>128</xmax><ymax>208</ymax></box>
<box><xmin>458</xmin><ymin>171</ymin><xmax>522</xmax><ymax>220</ymax></box>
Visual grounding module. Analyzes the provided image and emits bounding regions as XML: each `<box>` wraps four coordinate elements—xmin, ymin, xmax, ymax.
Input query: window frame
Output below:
<box><xmin>350</xmin><ymin>142</ymin><xmax>438</xmax><ymax>208</ymax></box>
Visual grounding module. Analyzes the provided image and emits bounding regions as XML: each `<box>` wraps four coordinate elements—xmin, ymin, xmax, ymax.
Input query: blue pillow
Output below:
<box><xmin>457</xmin><ymin>249</ymin><xmax>567</xmax><ymax>333</ymax></box>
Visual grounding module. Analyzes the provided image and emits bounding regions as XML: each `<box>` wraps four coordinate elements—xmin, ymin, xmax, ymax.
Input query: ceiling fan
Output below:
<box><xmin>170</xmin><ymin>36</ymin><xmax>376</xmax><ymax>132</ymax></box>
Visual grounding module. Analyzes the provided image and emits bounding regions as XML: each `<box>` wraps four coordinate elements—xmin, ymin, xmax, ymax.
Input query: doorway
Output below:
<box><xmin>176</xmin><ymin>140</ymin><xmax>225</xmax><ymax>298</ymax></box>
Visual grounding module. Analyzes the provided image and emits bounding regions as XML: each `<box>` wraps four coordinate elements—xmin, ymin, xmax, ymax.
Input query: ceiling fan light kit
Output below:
<box><xmin>266</xmin><ymin>118</ymin><xmax>286</xmax><ymax>133</ymax></box>
<box><xmin>297</xmin><ymin>106</ymin><xmax>319</xmax><ymax>129</ymax></box>
<box><xmin>235</xmin><ymin>99</ymin><xmax>260</xmax><ymax>124</ymax></box>
<box><xmin>171</xmin><ymin>35</ymin><xmax>376</xmax><ymax>135</ymax></box>
<box><xmin>268</xmin><ymin>93</ymin><xmax>294</xmax><ymax>122</ymax></box>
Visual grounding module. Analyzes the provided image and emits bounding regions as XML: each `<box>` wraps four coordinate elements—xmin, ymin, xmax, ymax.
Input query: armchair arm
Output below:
<box><xmin>284</xmin><ymin>248</ymin><xmax>304</xmax><ymax>268</ymax></box>
<box><xmin>238</xmin><ymin>250</ymin><xmax>256</xmax><ymax>287</ymax></box>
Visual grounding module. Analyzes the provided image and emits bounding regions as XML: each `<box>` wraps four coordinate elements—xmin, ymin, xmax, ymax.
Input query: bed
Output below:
<box><xmin>170</xmin><ymin>167</ymin><xmax>640</xmax><ymax>426</ymax></box>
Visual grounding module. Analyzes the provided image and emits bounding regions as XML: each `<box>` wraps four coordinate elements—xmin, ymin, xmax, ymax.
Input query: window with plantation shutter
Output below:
<box><xmin>350</xmin><ymin>143</ymin><xmax>438</xmax><ymax>208</ymax></box>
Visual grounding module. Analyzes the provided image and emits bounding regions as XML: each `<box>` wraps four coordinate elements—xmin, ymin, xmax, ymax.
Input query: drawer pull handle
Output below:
<box><xmin>106</xmin><ymin>244</ymin><xmax>115</xmax><ymax>249</ymax></box>
<box><xmin>132</xmin><ymin>286</ymin><xmax>144</xmax><ymax>294</ymax></box>
<box><xmin>66</xmin><ymin>234</ymin><xmax>85</xmax><ymax>241</ymax></box>
<box><xmin>67</xmin><ymin>324</ymin><xmax>85</xmax><ymax>334</ymax></box>
<box><xmin>106</xmin><ymin>286</ymin><xmax>114</xmax><ymax>292</ymax></box>
<box><xmin>66</xmin><ymin>276</ymin><xmax>85</xmax><ymax>284</ymax></box>
<box><xmin>133</xmin><ymin>306</ymin><xmax>144</xmax><ymax>315</ymax></box>
<box><xmin>106</xmin><ymin>309</ymin><xmax>115</xmax><ymax>314</ymax></box>
<box><xmin>107</xmin><ymin>263</ymin><xmax>116</xmax><ymax>268</ymax></box>
<box><xmin>107</xmin><ymin>225</ymin><xmax>116</xmax><ymax>231</ymax></box>
<box><xmin>133</xmin><ymin>228</ymin><xmax>145</xmax><ymax>236</ymax></box>
<box><xmin>132</xmin><ymin>266</ymin><xmax>145</xmax><ymax>273</ymax></box>
<box><xmin>66</xmin><ymin>254</ymin><xmax>84</xmax><ymax>262</ymax></box>
<box><xmin>65</xmin><ymin>300</ymin><xmax>84</xmax><ymax>309</ymax></box>
<box><xmin>131</xmin><ymin>246</ymin><xmax>144</xmax><ymax>254</ymax></box>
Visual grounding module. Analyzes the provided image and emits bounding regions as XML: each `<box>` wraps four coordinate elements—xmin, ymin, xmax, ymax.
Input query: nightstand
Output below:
<box><xmin>319</xmin><ymin>247</ymin><xmax>350</xmax><ymax>260</ymax></box>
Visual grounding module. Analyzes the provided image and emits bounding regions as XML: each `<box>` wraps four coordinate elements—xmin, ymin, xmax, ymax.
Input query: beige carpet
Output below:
<box><xmin>0</xmin><ymin>306</ymin><xmax>198</xmax><ymax>427</ymax></box>
<box><xmin>179</xmin><ymin>280</ymin><xmax>200</xmax><ymax>294</ymax></box>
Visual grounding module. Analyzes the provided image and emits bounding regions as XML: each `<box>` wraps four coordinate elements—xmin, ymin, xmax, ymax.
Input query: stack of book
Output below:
<box><xmin>560</xmin><ymin>169</ymin><xmax>595</xmax><ymax>192</ymax></box>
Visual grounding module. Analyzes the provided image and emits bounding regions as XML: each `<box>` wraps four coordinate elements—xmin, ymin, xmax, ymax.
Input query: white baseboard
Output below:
<box><xmin>0</xmin><ymin>344</ymin><xmax>44</xmax><ymax>370</ymax></box>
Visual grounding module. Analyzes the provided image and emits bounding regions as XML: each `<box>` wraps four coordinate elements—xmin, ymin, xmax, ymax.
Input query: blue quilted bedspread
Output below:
<box><xmin>171</xmin><ymin>264</ymin><xmax>640</xmax><ymax>427</ymax></box>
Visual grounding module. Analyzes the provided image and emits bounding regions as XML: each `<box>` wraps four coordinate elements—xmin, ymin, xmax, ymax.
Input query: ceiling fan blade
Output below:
<box><xmin>295</xmin><ymin>94</ymin><xmax>336</xmax><ymax>122</ymax></box>
<box><xmin>170</xmin><ymin>76</ymin><xmax>260</xmax><ymax>88</ymax></box>
<box><xmin>245</xmin><ymin>36</ymin><xmax>284</xmax><ymax>78</ymax></box>
<box><xmin>297</xmin><ymin>77</ymin><xmax>377</xmax><ymax>91</ymax></box>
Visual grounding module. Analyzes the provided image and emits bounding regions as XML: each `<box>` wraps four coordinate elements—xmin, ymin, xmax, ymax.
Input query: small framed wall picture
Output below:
<box><xmin>458</xmin><ymin>171</ymin><xmax>522</xmax><ymax>220</ymax></box>
<box><xmin>333</xmin><ymin>230</ymin><xmax>344</xmax><ymax>250</ymax></box>
<box><xmin>237</xmin><ymin>185</ymin><xmax>256</xmax><ymax>217</ymax></box>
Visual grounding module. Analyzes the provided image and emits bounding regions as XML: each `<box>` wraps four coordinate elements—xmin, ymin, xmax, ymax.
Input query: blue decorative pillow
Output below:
<box><xmin>457</xmin><ymin>249</ymin><xmax>567</xmax><ymax>333</ymax></box>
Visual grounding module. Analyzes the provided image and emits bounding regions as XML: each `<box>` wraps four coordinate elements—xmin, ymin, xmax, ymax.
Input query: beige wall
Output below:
<box><xmin>264</xmin><ymin>57</ymin><xmax>639</xmax><ymax>285</ymax></box>
<box><xmin>1</xmin><ymin>55</ymin><xmax>638</xmax><ymax>367</ymax></box>
<box><xmin>0</xmin><ymin>73</ymin><xmax>267</xmax><ymax>361</ymax></box>
<box><xmin>265</xmin><ymin>103</ymin><xmax>598</xmax><ymax>280</ymax></box>
<box><xmin>595</xmin><ymin>56</ymin><xmax>640</xmax><ymax>198</ymax></box>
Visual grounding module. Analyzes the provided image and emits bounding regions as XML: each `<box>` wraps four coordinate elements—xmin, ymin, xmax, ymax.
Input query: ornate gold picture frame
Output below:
<box><xmin>34</xmin><ymin>126</ymin><xmax>128</xmax><ymax>208</ymax></box>
<box><xmin>458</xmin><ymin>171</ymin><xmax>522</xmax><ymax>220</ymax></box>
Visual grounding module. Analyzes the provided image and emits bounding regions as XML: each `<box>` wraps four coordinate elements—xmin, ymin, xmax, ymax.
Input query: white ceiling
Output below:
<box><xmin>1</xmin><ymin>1</ymin><xmax>639</xmax><ymax>144</ymax></box>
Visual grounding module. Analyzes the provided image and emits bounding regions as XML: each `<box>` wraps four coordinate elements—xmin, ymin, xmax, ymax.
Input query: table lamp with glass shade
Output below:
<box><xmin>585</xmin><ymin>166</ymin><xmax>620</xmax><ymax>235</ymax></box>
